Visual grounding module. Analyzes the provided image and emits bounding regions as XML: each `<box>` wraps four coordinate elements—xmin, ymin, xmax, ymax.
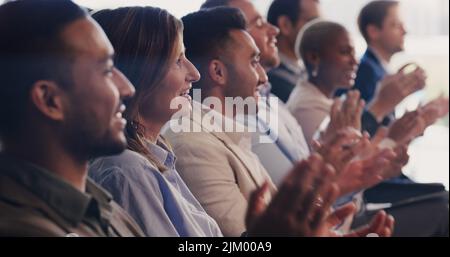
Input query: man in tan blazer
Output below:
<box><xmin>163</xmin><ymin>8</ymin><xmax>278</xmax><ymax>236</ymax></box>
<box><xmin>164</xmin><ymin>102</ymin><xmax>277</xmax><ymax>236</ymax></box>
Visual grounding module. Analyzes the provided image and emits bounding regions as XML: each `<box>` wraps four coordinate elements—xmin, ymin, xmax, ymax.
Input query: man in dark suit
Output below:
<box><xmin>334</xmin><ymin>1</ymin><xmax>449</xmax><ymax>236</ymax></box>
<box><xmin>336</xmin><ymin>1</ymin><xmax>409</xmax><ymax>102</ymax></box>
<box><xmin>354</xmin><ymin>48</ymin><xmax>388</xmax><ymax>103</ymax></box>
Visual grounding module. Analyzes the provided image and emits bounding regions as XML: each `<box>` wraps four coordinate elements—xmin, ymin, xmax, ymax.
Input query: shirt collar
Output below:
<box><xmin>218</xmin><ymin>111</ymin><xmax>253</xmax><ymax>151</ymax></box>
<box><xmin>0</xmin><ymin>153</ymin><xmax>112</xmax><ymax>226</ymax></box>
<box><xmin>145</xmin><ymin>139</ymin><xmax>177</xmax><ymax>169</ymax></box>
<box><xmin>367</xmin><ymin>47</ymin><xmax>393</xmax><ymax>74</ymax></box>
<box><xmin>259</xmin><ymin>82</ymin><xmax>272</xmax><ymax>98</ymax></box>
<box><xmin>302</xmin><ymin>80</ymin><xmax>334</xmax><ymax>107</ymax></box>
<box><xmin>190</xmin><ymin>101</ymin><xmax>253</xmax><ymax>150</ymax></box>
<box><xmin>278</xmin><ymin>52</ymin><xmax>303</xmax><ymax>76</ymax></box>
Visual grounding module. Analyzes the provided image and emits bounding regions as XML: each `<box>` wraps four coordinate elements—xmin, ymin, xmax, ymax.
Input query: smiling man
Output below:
<box><xmin>347</xmin><ymin>0</ymin><xmax>407</xmax><ymax>103</ymax></box>
<box><xmin>202</xmin><ymin>0</ymin><xmax>281</xmax><ymax>70</ymax></box>
<box><xmin>0</xmin><ymin>0</ymin><xmax>142</xmax><ymax>236</ymax></box>
<box><xmin>201</xmin><ymin>0</ymin><xmax>311</xmax><ymax>186</ymax></box>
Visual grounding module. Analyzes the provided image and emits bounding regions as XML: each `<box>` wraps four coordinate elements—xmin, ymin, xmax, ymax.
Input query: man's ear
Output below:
<box><xmin>29</xmin><ymin>80</ymin><xmax>67</xmax><ymax>121</ymax></box>
<box><xmin>208</xmin><ymin>59</ymin><xmax>228</xmax><ymax>86</ymax></box>
<box><xmin>366</xmin><ymin>24</ymin><xmax>381</xmax><ymax>42</ymax></box>
<box><xmin>277</xmin><ymin>15</ymin><xmax>294</xmax><ymax>37</ymax></box>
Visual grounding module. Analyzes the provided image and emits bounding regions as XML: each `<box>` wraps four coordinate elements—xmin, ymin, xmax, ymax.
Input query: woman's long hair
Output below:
<box><xmin>93</xmin><ymin>7</ymin><xmax>182</xmax><ymax>172</ymax></box>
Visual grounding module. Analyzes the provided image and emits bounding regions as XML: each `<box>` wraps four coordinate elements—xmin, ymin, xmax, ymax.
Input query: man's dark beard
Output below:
<box><xmin>84</xmin><ymin>131</ymin><xmax>127</xmax><ymax>159</ymax></box>
<box><xmin>62</xmin><ymin>122</ymin><xmax>127</xmax><ymax>162</ymax></box>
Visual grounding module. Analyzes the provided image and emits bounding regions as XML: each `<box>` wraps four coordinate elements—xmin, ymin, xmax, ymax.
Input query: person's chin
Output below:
<box><xmin>348</xmin><ymin>80</ymin><xmax>355</xmax><ymax>88</ymax></box>
<box><xmin>267</xmin><ymin>42</ymin><xmax>278</xmax><ymax>54</ymax></box>
<box><xmin>268</xmin><ymin>53</ymin><xmax>280</xmax><ymax>68</ymax></box>
<box><xmin>116</xmin><ymin>131</ymin><xmax>128</xmax><ymax>145</ymax></box>
<box><xmin>262</xmin><ymin>51</ymin><xmax>280</xmax><ymax>69</ymax></box>
<box><xmin>102</xmin><ymin>127</ymin><xmax>128</xmax><ymax>152</ymax></box>
<box><xmin>175</xmin><ymin>104</ymin><xmax>192</xmax><ymax>118</ymax></box>
<box><xmin>394</xmin><ymin>44</ymin><xmax>404</xmax><ymax>53</ymax></box>
<box><xmin>344</xmin><ymin>81</ymin><xmax>355</xmax><ymax>88</ymax></box>
<box><xmin>108</xmin><ymin>131</ymin><xmax>128</xmax><ymax>150</ymax></box>
<box><xmin>88</xmin><ymin>138</ymin><xmax>127</xmax><ymax>159</ymax></box>
<box><xmin>337</xmin><ymin>81</ymin><xmax>354</xmax><ymax>91</ymax></box>
<box><xmin>107</xmin><ymin>141</ymin><xmax>128</xmax><ymax>157</ymax></box>
<box><xmin>171</xmin><ymin>97</ymin><xmax>192</xmax><ymax>118</ymax></box>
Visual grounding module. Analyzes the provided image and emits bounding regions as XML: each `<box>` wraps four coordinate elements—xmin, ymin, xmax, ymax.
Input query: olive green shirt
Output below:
<box><xmin>0</xmin><ymin>154</ymin><xmax>144</xmax><ymax>237</ymax></box>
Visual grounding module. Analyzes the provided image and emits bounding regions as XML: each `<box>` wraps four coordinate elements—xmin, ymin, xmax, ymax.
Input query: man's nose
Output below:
<box><xmin>114</xmin><ymin>68</ymin><xmax>135</xmax><ymax>99</ymax></box>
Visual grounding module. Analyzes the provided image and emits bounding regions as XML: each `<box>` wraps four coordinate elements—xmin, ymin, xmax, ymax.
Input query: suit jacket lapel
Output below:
<box><xmin>366</xmin><ymin>48</ymin><xmax>387</xmax><ymax>76</ymax></box>
<box><xmin>189</xmin><ymin>109</ymin><xmax>264</xmax><ymax>187</ymax></box>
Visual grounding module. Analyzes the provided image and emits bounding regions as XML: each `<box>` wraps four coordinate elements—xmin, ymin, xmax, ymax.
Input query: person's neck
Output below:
<box><xmin>308</xmin><ymin>77</ymin><xmax>335</xmax><ymax>99</ymax></box>
<box><xmin>141</xmin><ymin>119</ymin><xmax>164</xmax><ymax>144</ymax></box>
<box><xmin>201</xmin><ymin>86</ymin><xmax>248</xmax><ymax>119</ymax></box>
<box><xmin>201</xmin><ymin>88</ymin><xmax>230</xmax><ymax>117</ymax></box>
<box><xmin>277</xmin><ymin>36</ymin><xmax>298</xmax><ymax>63</ymax></box>
<box><xmin>369</xmin><ymin>44</ymin><xmax>393</xmax><ymax>64</ymax></box>
<box><xmin>3</xmin><ymin>135</ymin><xmax>88</xmax><ymax>192</ymax></box>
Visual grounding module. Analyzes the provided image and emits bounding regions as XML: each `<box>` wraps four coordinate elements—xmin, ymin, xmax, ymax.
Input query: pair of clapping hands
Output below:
<box><xmin>317</xmin><ymin>65</ymin><xmax>448</xmax><ymax>196</ymax></box>
<box><xmin>245</xmin><ymin>153</ymin><xmax>395</xmax><ymax>237</ymax></box>
<box><xmin>244</xmin><ymin>64</ymin><xmax>448</xmax><ymax>237</ymax></box>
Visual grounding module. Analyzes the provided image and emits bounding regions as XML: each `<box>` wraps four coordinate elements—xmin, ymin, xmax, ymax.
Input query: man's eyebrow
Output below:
<box><xmin>248</xmin><ymin>14</ymin><xmax>262</xmax><ymax>25</ymax></box>
<box><xmin>98</xmin><ymin>53</ymin><xmax>115</xmax><ymax>64</ymax></box>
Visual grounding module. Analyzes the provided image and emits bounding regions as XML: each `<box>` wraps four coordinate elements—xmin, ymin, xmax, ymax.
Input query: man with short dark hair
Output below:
<box><xmin>202</xmin><ymin>0</ymin><xmax>281</xmax><ymax>70</ymax></box>
<box><xmin>201</xmin><ymin>0</ymin><xmax>311</xmax><ymax>185</ymax></box>
<box><xmin>0</xmin><ymin>0</ymin><xmax>143</xmax><ymax>236</ymax></box>
<box><xmin>342</xmin><ymin>0</ymin><xmax>406</xmax><ymax>103</ymax></box>
<box><xmin>341</xmin><ymin>1</ymin><xmax>449</xmax><ymax>237</ymax></box>
<box><xmin>200</xmin><ymin>0</ymin><xmax>233</xmax><ymax>9</ymax></box>
<box><xmin>267</xmin><ymin>0</ymin><xmax>320</xmax><ymax>102</ymax></box>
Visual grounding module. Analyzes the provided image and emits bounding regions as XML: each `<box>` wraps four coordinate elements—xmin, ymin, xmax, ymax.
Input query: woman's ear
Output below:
<box><xmin>305</xmin><ymin>51</ymin><xmax>320</xmax><ymax>69</ymax></box>
<box><xmin>208</xmin><ymin>59</ymin><xmax>228</xmax><ymax>86</ymax></box>
<box><xmin>305</xmin><ymin>51</ymin><xmax>321</xmax><ymax>77</ymax></box>
<box><xmin>29</xmin><ymin>80</ymin><xmax>67</xmax><ymax>121</ymax></box>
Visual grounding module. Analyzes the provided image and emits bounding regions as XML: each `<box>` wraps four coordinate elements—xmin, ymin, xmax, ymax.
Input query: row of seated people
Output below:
<box><xmin>0</xmin><ymin>0</ymin><xmax>448</xmax><ymax>237</ymax></box>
